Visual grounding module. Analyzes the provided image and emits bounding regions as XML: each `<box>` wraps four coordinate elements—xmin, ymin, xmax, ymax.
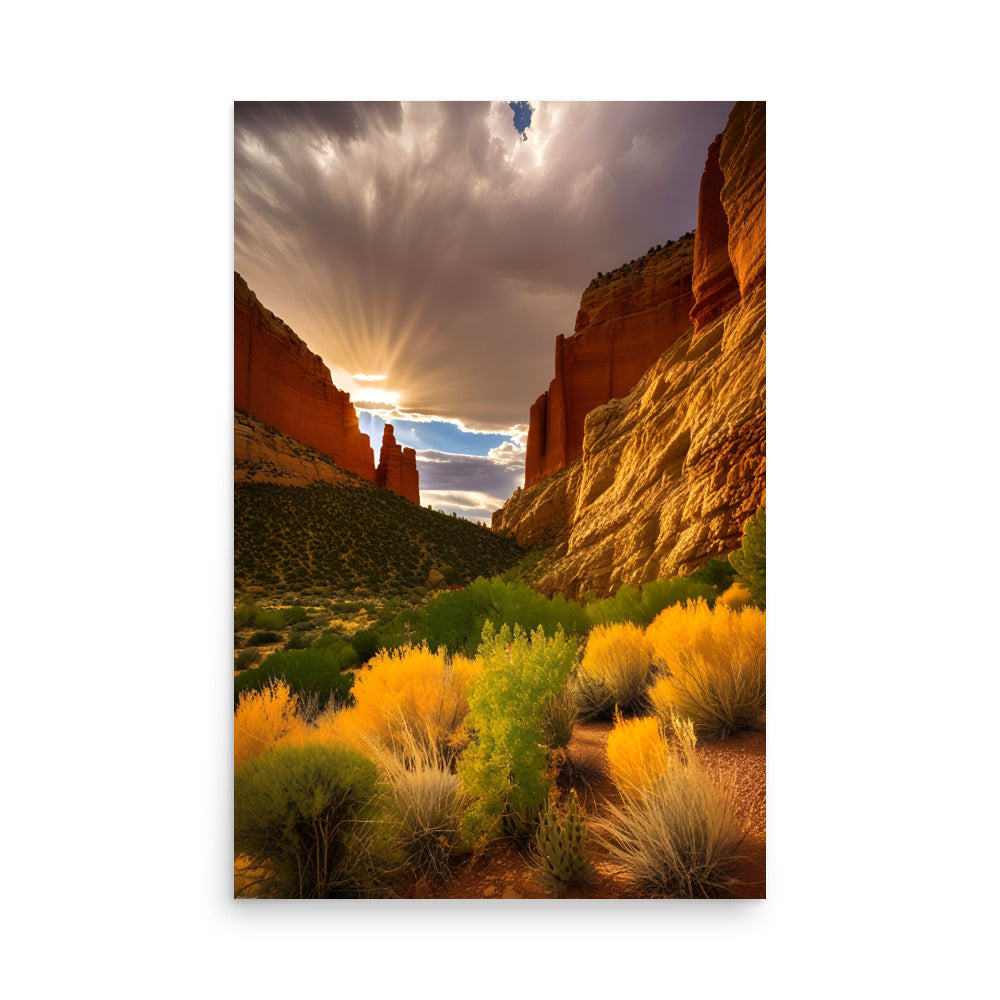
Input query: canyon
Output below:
<box><xmin>234</xmin><ymin>273</ymin><xmax>419</xmax><ymax>503</ymax></box>
<box><xmin>493</xmin><ymin>101</ymin><xmax>766</xmax><ymax>598</ymax></box>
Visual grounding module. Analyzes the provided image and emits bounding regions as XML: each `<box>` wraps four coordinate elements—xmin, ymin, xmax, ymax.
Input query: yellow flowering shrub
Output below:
<box><xmin>717</xmin><ymin>582</ymin><xmax>754</xmax><ymax>611</ymax></box>
<box><xmin>576</xmin><ymin>622</ymin><xmax>655</xmax><ymax>718</ymax></box>
<box><xmin>646</xmin><ymin>599</ymin><xmax>765</xmax><ymax>737</ymax></box>
<box><xmin>323</xmin><ymin>644</ymin><xmax>481</xmax><ymax>760</ymax></box>
<box><xmin>233</xmin><ymin>680</ymin><xmax>306</xmax><ymax>769</ymax></box>
<box><xmin>605</xmin><ymin>714</ymin><xmax>670</xmax><ymax>793</ymax></box>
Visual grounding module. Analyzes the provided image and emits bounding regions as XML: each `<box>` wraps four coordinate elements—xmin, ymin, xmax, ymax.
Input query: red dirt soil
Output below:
<box><xmin>396</xmin><ymin>720</ymin><xmax>765</xmax><ymax>900</ymax></box>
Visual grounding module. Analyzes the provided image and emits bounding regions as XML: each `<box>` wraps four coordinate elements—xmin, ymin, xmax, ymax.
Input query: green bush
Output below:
<box><xmin>585</xmin><ymin>577</ymin><xmax>717</xmax><ymax>629</ymax></box>
<box><xmin>730</xmin><ymin>507</ymin><xmax>765</xmax><ymax>608</ymax></box>
<box><xmin>283</xmin><ymin>631</ymin><xmax>313</xmax><ymax>651</ymax></box>
<box><xmin>421</xmin><ymin>578</ymin><xmax>587</xmax><ymax>657</ymax></box>
<box><xmin>234</xmin><ymin>648</ymin><xmax>263</xmax><ymax>671</ymax></box>
<box><xmin>254</xmin><ymin>610</ymin><xmax>285</xmax><ymax>631</ymax></box>
<box><xmin>246</xmin><ymin>630</ymin><xmax>281</xmax><ymax>647</ymax></box>
<box><xmin>282</xmin><ymin>606</ymin><xmax>308</xmax><ymax>626</ymax></box>
<box><xmin>350</xmin><ymin>630</ymin><xmax>381</xmax><ymax>663</ymax></box>
<box><xmin>687</xmin><ymin>557</ymin><xmax>737</xmax><ymax>594</ymax></box>
<box><xmin>233</xmin><ymin>647</ymin><xmax>356</xmax><ymax>710</ymax></box>
<box><xmin>458</xmin><ymin>622</ymin><xmax>577</xmax><ymax>847</ymax></box>
<box><xmin>235</xmin><ymin>603</ymin><xmax>260</xmax><ymax>629</ymax></box>
<box><xmin>234</xmin><ymin>743</ymin><xmax>389</xmax><ymax>898</ymax></box>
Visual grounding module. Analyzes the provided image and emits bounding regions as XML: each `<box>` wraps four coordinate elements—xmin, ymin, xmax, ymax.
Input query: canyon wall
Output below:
<box><xmin>524</xmin><ymin>235</ymin><xmax>696</xmax><ymax>487</ymax></box>
<box><xmin>494</xmin><ymin>101</ymin><xmax>765</xmax><ymax>597</ymax></box>
<box><xmin>235</xmin><ymin>409</ymin><xmax>369</xmax><ymax>488</ymax></box>
<box><xmin>234</xmin><ymin>273</ymin><xmax>419</xmax><ymax>502</ymax></box>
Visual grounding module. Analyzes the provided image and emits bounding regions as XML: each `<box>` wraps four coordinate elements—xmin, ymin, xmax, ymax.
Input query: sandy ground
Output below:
<box><xmin>395</xmin><ymin>720</ymin><xmax>766</xmax><ymax>900</ymax></box>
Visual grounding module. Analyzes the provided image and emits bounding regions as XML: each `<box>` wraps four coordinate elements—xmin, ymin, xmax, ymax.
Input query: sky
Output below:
<box><xmin>235</xmin><ymin>100</ymin><xmax>734</xmax><ymax>520</ymax></box>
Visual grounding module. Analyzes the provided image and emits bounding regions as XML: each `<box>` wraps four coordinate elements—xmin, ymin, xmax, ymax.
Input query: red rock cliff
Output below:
<box><xmin>524</xmin><ymin>235</ymin><xmax>696</xmax><ymax>487</ymax></box>
<box><xmin>494</xmin><ymin>101</ymin><xmax>765</xmax><ymax>597</ymax></box>
<box><xmin>689</xmin><ymin>134</ymin><xmax>741</xmax><ymax>333</ymax></box>
<box><xmin>235</xmin><ymin>273</ymin><xmax>376</xmax><ymax>482</ymax></box>
<box><xmin>375</xmin><ymin>424</ymin><xmax>421</xmax><ymax>505</ymax></box>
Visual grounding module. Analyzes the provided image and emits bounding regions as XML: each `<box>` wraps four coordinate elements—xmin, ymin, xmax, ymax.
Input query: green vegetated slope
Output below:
<box><xmin>235</xmin><ymin>482</ymin><xmax>524</xmax><ymax>596</ymax></box>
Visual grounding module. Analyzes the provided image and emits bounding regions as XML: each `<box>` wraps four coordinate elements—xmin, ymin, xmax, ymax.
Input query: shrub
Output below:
<box><xmin>606</xmin><ymin>714</ymin><xmax>671</xmax><ymax>792</ymax></box>
<box><xmin>532</xmin><ymin>789</ymin><xmax>594</xmax><ymax>897</ymax></box>
<box><xmin>254</xmin><ymin>609</ymin><xmax>286</xmax><ymax>631</ymax></box>
<box><xmin>234</xmin><ymin>743</ymin><xmax>389</xmax><ymax>897</ymax></box>
<box><xmin>729</xmin><ymin>507</ymin><xmax>765</xmax><ymax>608</ymax></box>
<box><xmin>331</xmin><ymin>645</ymin><xmax>480</xmax><ymax>762</ymax></box>
<box><xmin>234</xmin><ymin>602</ymin><xmax>259</xmax><ymax>629</ymax></box>
<box><xmin>687</xmin><ymin>557</ymin><xmax>737</xmax><ymax>594</ymax></box>
<box><xmin>246</xmin><ymin>629</ymin><xmax>281</xmax><ymax>647</ymax></box>
<box><xmin>596</xmin><ymin>713</ymin><xmax>744</xmax><ymax>898</ymax></box>
<box><xmin>717</xmin><ymin>582</ymin><xmax>754</xmax><ymax>611</ymax></box>
<box><xmin>234</xmin><ymin>648</ymin><xmax>262</xmax><ymax>671</ymax></box>
<box><xmin>350</xmin><ymin>629</ymin><xmax>381</xmax><ymax>663</ymax></box>
<box><xmin>646</xmin><ymin>600</ymin><xmax>765</xmax><ymax>737</ymax></box>
<box><xmin>420</xmin><ymin>578</ymin><xmax>587</xmax><ymax>657</ymax></box>
<box><xmin>282</xmin><ymin>605</ymin><xmax>308</xmax><ymax>626</ymax></box>
<box><xmin>585</xmin><ymin>577</ymin><xmax>717</xmax><ymax>628</ymax></box>
<box><xmin>458</xmin><ymin>623</ymin><xmax>576</xmax><ymax>847</ymax></box>
<box><xmin>368</xmin><ymin>734</ymin><xmax>467</xmax><ymax>878</ymax></box>
<box><xmin>541</xmin><ymin>682</ymin><xmax>578</xmax><ymax>751</ymax></box>
<box><xmin>234</xmin><ymin>680</ymin><xmax>306</xmax><ymax>769</ymax></box>
<box><xmin>283</xmin><ymin>631</ymin><xmax>313</xmax><ymax>650</ymax></box>
<box><xmin>233</xmin><ymin>647</ymin><xmax>356</xmax><ymax>711</ymax></box>
<box><xmin>576</xmin><ymin>623</ymin><xmax>656</xmax><ymax>719</ymax></box>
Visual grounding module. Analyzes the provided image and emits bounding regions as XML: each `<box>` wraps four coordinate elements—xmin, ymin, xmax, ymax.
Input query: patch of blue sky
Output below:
<box><xmin>358</xmin><ymin>410</ymin><xmax>510</xmax><ymax>457</ymax></box>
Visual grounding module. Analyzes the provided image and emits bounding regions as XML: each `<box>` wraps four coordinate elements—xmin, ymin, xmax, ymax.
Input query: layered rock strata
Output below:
<box><xmin>524</xmin><ymin>235</ymin><xmax>696</xmax><ymax>487</ymax></box>
<box><xmin>235</xmin><ymin>272</ymin><xmax>376</xmax><ymax>483</ymax></box>
<box><xmin>235</xmin><ymin>409</ymin><xmax>368</xmax><ymax>488</ymax></box>
<box><xmin>375</xmin><ymin>424</ymin><xmax>421</xmax><ymax>505</ymax></box>
<box><xmin>494</xmin><ymin>101</ymin><xmax>765</xmax><ymax>597</ymax></box>
<box><xmin>235</xmin><ymin>272</ymin><xmax>421</xmax><ymax>504</ymax></box>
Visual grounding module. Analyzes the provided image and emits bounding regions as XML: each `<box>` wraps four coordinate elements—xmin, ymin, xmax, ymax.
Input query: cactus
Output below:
<box><xmin>533</xmin><ymin>790</ymin><xmax>595</xmax><ymax>897</ymax></box>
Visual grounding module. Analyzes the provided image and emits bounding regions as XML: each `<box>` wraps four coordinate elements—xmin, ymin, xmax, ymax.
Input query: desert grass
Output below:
<box><xmin>597</xmin><ymin>713</ymin><xmax>744</xmax><ymax>898</ymax></box>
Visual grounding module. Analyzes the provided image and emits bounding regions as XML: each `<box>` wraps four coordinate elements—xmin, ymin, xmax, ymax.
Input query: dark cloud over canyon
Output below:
<box><xmin>234</xmin><ymin>100</ymin><xmax>733</xmax><ymax>516</ymax></box>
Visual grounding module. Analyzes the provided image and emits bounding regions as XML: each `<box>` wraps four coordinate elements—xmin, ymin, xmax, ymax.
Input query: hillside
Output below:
<box><xmin>235</xmin><ymin>480</ymin><xmax>523</xmax><ymax>597</ymax></box>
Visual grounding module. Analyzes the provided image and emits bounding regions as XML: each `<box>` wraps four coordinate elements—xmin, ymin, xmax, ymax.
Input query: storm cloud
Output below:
<box><xmin>234</xmin><ymin>101</ymin><xmax>732</xmax><ymax>516</ymax></box>
<box><xmin>235</xmin><ymin>101</ymin><xmax>731</xmax><ymax>426</ymax></box>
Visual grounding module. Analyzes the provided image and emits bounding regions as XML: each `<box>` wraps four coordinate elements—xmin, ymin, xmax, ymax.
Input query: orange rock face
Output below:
<box><xmin>719</xmin><ymin>101</ymin><xmax>766</xmax><ymax>299</ymax></box>
<box><xmin>524</xmin><ymin>235</ymin><xmax>696</xmax><ymax>487</ymax></box>
<box><xmin>376</xmin><ymin>424</ymin><xmax>421</xmax><ymax>505</ymax></box>
<box><xmin>689</xmin><ymin>134</ymin><xmax>741</xmax><ymax>334</ymax></box>
<box><xmin>234</xmin><ymin>273</ymin><xmax>376</xmax><ymax>482</ymax></box>
<box><xmin>494</xmin><ymin>101</ymin><xmax>766</xmax><ymax>597</ymax></box>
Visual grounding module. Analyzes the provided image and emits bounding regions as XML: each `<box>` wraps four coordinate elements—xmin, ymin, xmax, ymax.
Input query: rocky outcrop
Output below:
<box><xmin>494</xmin><ymin>101</ymin><xmax>765</xmax><ymax>597</ymax></box>
<box><xmin>235</xmin><ymin>272</ymin><xmax>376</xmax><ymax>483</ymax></box>
<box><xmin>719</xmin><ymin>101</ymin><xmax>766</xmax><ymax>298</ymax></box>
<box><xmin>375</xmin><ymin>424</ymin><xmax>421</xmax><ymax>505</ymax></box>
<box><xmin>689</xmin><ymin>135</ymin><xmax>740</xmax><ymax>334</ymax></box>
<box><xmin>524</xmin><ymin>235</ymin><xmax>696</xmax><ymax>487</ymax></box>
<box><xmin>235</xmin><ymin>273</ymin><xmax>422</xmax><ymax>504</ymax></box>
<box><xmin>235</xmin><ymin>409</ymin><xmax>369</xmax><ymax>487</ymax></box>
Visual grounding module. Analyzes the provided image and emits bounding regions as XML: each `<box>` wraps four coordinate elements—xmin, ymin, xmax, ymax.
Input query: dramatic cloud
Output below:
<box><xmin>234</xmin><ymin>101</ymin><xmax>732</xmax><ymax>517</ymax></box>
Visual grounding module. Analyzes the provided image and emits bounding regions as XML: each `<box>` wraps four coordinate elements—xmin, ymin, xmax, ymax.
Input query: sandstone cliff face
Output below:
<box><xmin>525</xmin><ymin>235</ymin><xmax>696</xmax><ymax>487</ymax></box>
<box><xmin>375</xmin><ymin>424</ymin><xmax>421</xmax><ymax>505</ymax></box>
<box><xmin>689</xmin><ymin>135</ymin><xmax>740</xmax><ymax>334</ymax></box>
<box><xmin>235</xmin><ymin>273</ymin><xmax>376</xmax><ymax>483</ymax></box>
<box><xmin>235</xmin><ymin>273</ymin><xmax>422</xmax><ymax>504</ymax></box>
<box><xmin>235</xmin><ymin>409</ymin><xmax>370</xmax><ymax>488</ymax></box>
<box><xmin>494</xmin><ymin>101</ymin><xmax>765</xmax><ymax>597</ymax></box>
